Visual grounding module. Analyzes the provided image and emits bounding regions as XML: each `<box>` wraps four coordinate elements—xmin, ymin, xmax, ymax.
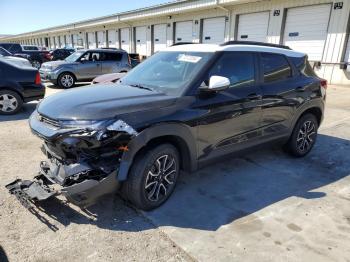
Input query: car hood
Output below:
<box><xmin>41</xmin><ymin>60</ymin><xmax>68</xmax><ymax>69</ymax></box>
<box><xmin>37</xmin><ymin>84</ymin><xmax>177</xmax><ymax>120</ymax></box>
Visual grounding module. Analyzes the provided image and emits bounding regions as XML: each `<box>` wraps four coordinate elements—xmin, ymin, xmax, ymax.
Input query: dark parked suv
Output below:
<box><xmin>6</xmin><ymin>42</ymin><xmax>326</xmax><ymax>210</ymax></box>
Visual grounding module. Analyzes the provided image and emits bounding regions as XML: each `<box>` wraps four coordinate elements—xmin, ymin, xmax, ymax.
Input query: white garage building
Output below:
<box><xmin>2</xmin><ymin>0</ymin><xmax>350</xmax><ymax>85</ymax></box>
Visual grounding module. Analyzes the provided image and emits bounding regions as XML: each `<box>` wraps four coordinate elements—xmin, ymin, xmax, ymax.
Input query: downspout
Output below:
<box><xmin>215</xmin><ymin>0</ymin><xmax>231</xmax><ymax>41</ymax></box>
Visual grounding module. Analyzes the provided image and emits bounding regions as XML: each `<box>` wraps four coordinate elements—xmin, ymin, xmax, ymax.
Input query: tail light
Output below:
<box><xmin>128</xmin><ymin>55</ymin><xmax>131</xmax><ymax>66</ymax></box>
<box><xmin>35</xmin><ymin>72</ymin><xmax>41</xmax><ymax>85</ymax></box>
<box><xmin>320</xmin><ymin>79</ymin><xmax>328</xmax><ymax>89</ymax></box>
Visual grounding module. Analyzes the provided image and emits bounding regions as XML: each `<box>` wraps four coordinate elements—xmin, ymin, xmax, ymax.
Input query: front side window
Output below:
<box><xmin>121</xmin><ymin>51</ymin><xmax>213</xmax><ymax>96</ymax></box>
<box><xmin>65</xmin><ymin>51</ymin><xmax>85</xmax><ymax>62</ymax></box>
<box><xmin>207</xmin><ymin>52</ymin><xmax>255</xmax><ymax>88</ymax></box>
<box><xmin>261</xmin><ymin>53</ymin><xmax>292</xmax><ymax>83</ymax></box>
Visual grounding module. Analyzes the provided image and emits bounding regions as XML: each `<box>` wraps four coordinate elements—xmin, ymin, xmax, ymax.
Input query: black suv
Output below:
<box><xmin>6</xmin><ymin>42</ymin><xmax>326</xmax><ymax>210</ymax></box>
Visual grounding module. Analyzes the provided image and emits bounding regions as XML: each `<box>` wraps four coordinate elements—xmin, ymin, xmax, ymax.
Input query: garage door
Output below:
<box><xmin>97</xmin><ymin>31</ymin><xmax>106</xmax><ymax>48</ymax></box>
<box><xmin>108</xmin><ymin>30</ymin><xmax>118</xmax><ymax>48</ymax></box>
<box><xmin>237</xmin><ymin>11</ymin><xmax>270</xmax><ymax>42</ymax></box>
<box><xmin>88</xmin><ymin>32</ymin><xmax>95</xmax><ymax>49</ymax></box>
<box><xmin>135</xmin><ymin>26</ymin><xmax>147</xmax><ymax>56</ymax></box>
<box><xmin>202</xmin><ymin>17</ymin><xmax>226</xmax><ymax>44</ymax></box>
<box><xmin>153</xmin><ymin>24</ymin><xmax>167</xmax><ymax>53</ymax></box>
<box><xmin>66</xmin><ymin>34</ymin><xmax>72</xmax><ymax>47</ymax></box>
<box><xmin>50</xmin><ymin>37</ymin><xmax>55</xmax><ymax>49</ymax></box>
<box><xmin>120</xmin><ymin>28</ymin><xmax>130</xmax><ymax>52</ymax></box>
<box><xmin>175</xmin><ymin>21</ymin><xmax>193</xmax><ymax>43</ymax></box>
<box><xmin>283</xmin><ymin>4</ymin><xmax>331</xmax><ymax>61</ymax></box>
<box><xmin>73</xmin><ymin>34</ymin><xmax>79</xmax><ymax>48</ymax></box>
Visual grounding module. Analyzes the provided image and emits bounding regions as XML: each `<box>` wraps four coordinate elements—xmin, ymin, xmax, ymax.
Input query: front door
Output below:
<box><xmin>193</xmin><ymin>52</ymin><xmax>263</xmax><ymax>160</ymax></box>
<box><xmin>76</xmin><ymin>51</ymin><xmax>102</xmax><ymax>79</ymax></box>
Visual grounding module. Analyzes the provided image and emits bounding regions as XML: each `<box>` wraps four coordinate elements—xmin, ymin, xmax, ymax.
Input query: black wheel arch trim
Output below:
<box><xmin>117</xmin><ymin>123</ymin><xmax>197</xmax><ymax>181</ymax></box>
<box><xmin>289</xmin><ymin>98</ymin><xmax>324</xmax><ymax>134</ymax></box>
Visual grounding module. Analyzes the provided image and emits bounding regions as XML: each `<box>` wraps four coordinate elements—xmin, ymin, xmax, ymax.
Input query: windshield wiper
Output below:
<box><xmin>129</xmin><ymin>83</ymin><xmax>153</xmax><ymax>91</ymax></box>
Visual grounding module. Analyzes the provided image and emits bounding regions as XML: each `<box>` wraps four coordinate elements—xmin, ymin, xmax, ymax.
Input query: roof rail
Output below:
<box><xmin>170</xmin><ymin>42</ymin><xmax>198</xmax><ymax>46</ymax></box>
<box><xmin>220</xmin><ymin>41</ymin><xmax>291</xmax><ymax>50</ymax></box>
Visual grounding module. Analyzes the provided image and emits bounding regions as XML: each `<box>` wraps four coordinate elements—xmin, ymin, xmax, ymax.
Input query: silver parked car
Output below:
<box><xmin>40</xmin><ymin>49</ymin><xmax>131</xmax><ymax>88</ymax></box>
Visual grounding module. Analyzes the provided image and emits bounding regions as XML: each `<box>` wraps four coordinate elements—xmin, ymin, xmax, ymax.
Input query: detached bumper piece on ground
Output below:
<box><xmin>6</xmin><ymin>160</ymin><xmax>120</xmax><ymax>208</ymax></box>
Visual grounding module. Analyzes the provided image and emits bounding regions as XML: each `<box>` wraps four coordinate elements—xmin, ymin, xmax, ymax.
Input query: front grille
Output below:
<box><xmin>38</xmin><ymin>114</ymin><xmax>61</xmax><ymax>128</ymax></box>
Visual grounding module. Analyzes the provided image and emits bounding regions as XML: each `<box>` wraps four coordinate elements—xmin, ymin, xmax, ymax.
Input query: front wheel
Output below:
<box><xmin>58</xmin><ymin>73</ymin><xmax>75</xmax><ymax>88</ymax></box>
<box><xmin>122</xmin><ymin>144</ymin><xmax>180</xmax><ymax>210</ymax></box>
<box><xmin>285</xmin><ymin>114</ymin><xmax>318</xmax><ymax>157</ymax></box>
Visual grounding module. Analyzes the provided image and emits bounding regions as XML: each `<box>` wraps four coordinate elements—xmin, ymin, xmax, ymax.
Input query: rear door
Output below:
<box><xmin>194</xmin><ymin>52</ymin><xmax>262</xmax><ymax>160</ymax></box>
<box><xmin>101</xmin><ymin>52</ymin><xmax>124</xmax><ymax>74</ymax></box>
<box><xmin>259</xmin><ymin>52</ymin><xmax>301</xmax><ymax>137</ymax></box>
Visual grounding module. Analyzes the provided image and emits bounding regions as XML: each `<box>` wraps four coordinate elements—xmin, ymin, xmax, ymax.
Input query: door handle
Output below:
<box><xmin>247</xmin><ymin>93</ymin><xmax>261</xmax><ymax>100</ymax></box>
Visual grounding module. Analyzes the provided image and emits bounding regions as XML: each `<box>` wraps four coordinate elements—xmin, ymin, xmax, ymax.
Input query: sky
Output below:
<box><xmin>0</xmin><ymin>0</ymin><xmax>172</xmax><ymax>35</ymax></box>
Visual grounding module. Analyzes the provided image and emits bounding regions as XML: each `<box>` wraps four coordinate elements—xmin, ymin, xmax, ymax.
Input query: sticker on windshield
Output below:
<box><xmin>178</xmin><ymin>54</ymin><xmax>202</xmax><ymax>63</ymax></box>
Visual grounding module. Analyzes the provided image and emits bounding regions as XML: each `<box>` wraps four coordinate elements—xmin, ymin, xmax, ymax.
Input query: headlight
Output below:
<box><xmin>59</xmin><ymin>119</ymin><xmax>138</xmax><ymax>136</ymax></box>
<box><xmin>59</xmin><ymin>119</ymin><xmax>110</xmax><ymax>130</ymax></box>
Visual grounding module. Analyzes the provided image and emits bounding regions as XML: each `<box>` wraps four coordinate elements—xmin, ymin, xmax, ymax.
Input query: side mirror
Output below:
<box><xmin>80</xmin><ymin>58</ymin><xmax>87</xmax><ymax>63</ymax></box>
<box><xmin>200</xmin><ymin>75</ymin><xmax>230</xmax><ymax>92</ymax></box>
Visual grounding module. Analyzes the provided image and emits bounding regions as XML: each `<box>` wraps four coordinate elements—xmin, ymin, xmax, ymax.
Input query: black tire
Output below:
<box><xmin>285</xmin><ymin>113</ymin><xmax>318</xmax><ymax>157</ymax></box>
<box><xmin>58</xmin><ymin>72</ymin><xmax>75</xmax><ymax>88</ymax></box>
<box><xmin>31</xmin><ymin>60</ymin><xmax>41</xmax><ymax>69</ymax></box>
<box><xmin>0</xmin><ymin>90</ymin><xmax>23</xmax><ymax>115</ymax></box>
<box><xmin>122</xmin><ymin>143</ymin><xmax>180</xmax><ymax>210</ymax></box>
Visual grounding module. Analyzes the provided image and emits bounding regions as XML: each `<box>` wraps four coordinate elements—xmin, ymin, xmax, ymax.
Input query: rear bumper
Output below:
<box><xmin>23</xmin><ymin>83</ymin><xmax>45</xmax><ymax>102</ymax></box>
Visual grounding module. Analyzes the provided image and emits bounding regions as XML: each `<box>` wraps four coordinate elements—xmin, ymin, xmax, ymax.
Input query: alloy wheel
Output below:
<box><xmin>61</xmin><ymin>74</ymin><xmax>74</xmax><ymax>88</ymax></box>
<box><xmin>296</xmin><ymin>120</ymin><xmax>316</xmax><ymax>153</ymax></box>
<box><xmin>32</xmin><ymin>60</ymin><xmax>41</xmax><ymax>69</ymax></box>
<box><xmin>144</xmin><ymin>154</ymin><xmax>177</xmax><ymax>202</ymax></box>
<box><xmin>0</xmin><ymin>94</ymin><xmax>18</xmax><ymax>113</ymax></box>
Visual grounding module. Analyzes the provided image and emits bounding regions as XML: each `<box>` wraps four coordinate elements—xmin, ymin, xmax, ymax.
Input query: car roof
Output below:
<box><xmin>166</xmin><ymin>43</ymin><xmax>305</xmax><ymax>58</ymax></box>
<box><xmin>79</xmin><ymin>48</ymin><xmax>127</xmax><ymax>53</ymax></box>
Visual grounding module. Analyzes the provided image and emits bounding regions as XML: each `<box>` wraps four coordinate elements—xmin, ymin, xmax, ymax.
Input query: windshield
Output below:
<box><xmin>121</xmin><ymin>51</ymin><xmax>213</xmax><ymax>96</ymax></box>
<box><xmin>65</xmin><ymin>51</ymin><xmax>85</xmax><ymax>62</ymax></box>
<box><xmin>0</xmin><ymin>47</ymin><xmax>12</xmax><ymax>56</ymax></box>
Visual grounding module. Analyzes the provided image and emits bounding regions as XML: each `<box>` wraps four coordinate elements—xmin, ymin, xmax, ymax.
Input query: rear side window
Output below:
<box><xmin>261</xmin><ymin>53</ymin><xmax>292</xmax><ymax>83</ymax></box>
<box><xmin>289</xmin><ymin>56</ymin><xmax>316</xmax><ymax>77</ymax></box>
<box><xmin>208</xmin><ymin>52</ymin><xmax>255</xmax><ymax>88</ymax></box>
<box><xmin>101</xmin><ymin>52</ymin><xmax>123</xmax><ymax>61</ymax></box>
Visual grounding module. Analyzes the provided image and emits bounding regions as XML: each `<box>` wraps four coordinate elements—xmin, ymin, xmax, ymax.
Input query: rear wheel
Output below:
<box><xmin>31</xmin><ymin>60</ymin><xmax>41</xmax><ymax>69</ymax></box>
<box><xmin>58</xmin><ymin>72</ymin><xmax>75</xmax><ymax>88</ymax></box>
<box><xmin>122</xmin><ymin>144</ymin><xmax>180</xmax><ymax>210</ymax></box>
<box><xmin>0</xmin><ymin>90</ymin><xmax>23</xmax><ymax>115</ymax></box>
<box><xmin>285</xmin><ymin>113</ymin><xmax>318</xmax><ymax>157</ymax></box>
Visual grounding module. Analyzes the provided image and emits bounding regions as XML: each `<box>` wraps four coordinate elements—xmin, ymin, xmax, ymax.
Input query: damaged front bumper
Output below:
<box><xmin>6</xmin><ymin>161</ymin><xmax>120</xmax><ymax>208</ymax></box>
<box><xmin>6</xmin><ymin>110</ymin><xmax>139</xmax><ymax>208</ymax></box>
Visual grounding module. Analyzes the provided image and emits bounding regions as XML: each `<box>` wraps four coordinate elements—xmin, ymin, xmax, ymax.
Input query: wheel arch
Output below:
<box><xmin>0</xmin><ymin>86</ymin><xmax>24</xmax><ymax>101</ymax></box>
<box><xmin>117</xmin><ymin>123</ymin><xmax>197</xmax><ymax>181</ymax></box>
